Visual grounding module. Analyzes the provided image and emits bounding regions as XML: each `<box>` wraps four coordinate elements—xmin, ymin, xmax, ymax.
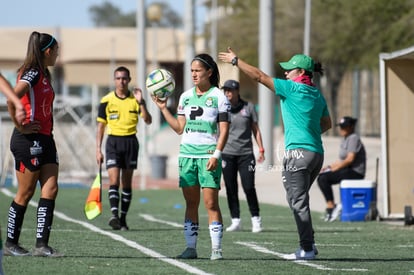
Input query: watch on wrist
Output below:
<box><xmin>231</xmin><ymin>56</ymin><xmax>238</xmax><ymax>66</ymax></box>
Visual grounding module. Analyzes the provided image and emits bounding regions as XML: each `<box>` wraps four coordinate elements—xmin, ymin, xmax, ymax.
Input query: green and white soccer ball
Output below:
<box><xmin>146</xmin><ymin>69</ymin><xmax>175</xmax><ymax>101</ymax></box>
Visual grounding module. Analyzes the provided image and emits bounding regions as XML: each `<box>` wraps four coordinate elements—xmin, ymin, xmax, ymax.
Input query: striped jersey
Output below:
<box><xmin>18</xmin><ymin>68</ymin><xmax>55</xmax><ymax>135</ymax></box>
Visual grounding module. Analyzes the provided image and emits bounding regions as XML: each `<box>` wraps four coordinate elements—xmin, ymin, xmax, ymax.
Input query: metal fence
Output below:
<box><xmin>0</xmin><ymin>100</ymin><xmax>98</xmax><ymax>186</ymax></box>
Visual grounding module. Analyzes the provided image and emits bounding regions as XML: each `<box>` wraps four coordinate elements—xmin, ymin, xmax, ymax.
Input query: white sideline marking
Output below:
<box><xmin>237</xmin><ymin>242</ymin><xmax>369</xmax><ymax>272</ymax></box>
<box><xmin>0</xmin><ymin>188</ymin><xmax>214</xmax><ymax>275</ymax></box>
<box><xmin>318</xmin><ymin>244</ymin><xmax>361</xmax><ymax>247</ymax></box>
<box><xmin>140</xmin><ymin>214</ymin><xmax>182</xmax><ymax>228</ymax></box>
<box><xmin>397</xmin><ymin>245</ymin><xmax>414</xmax><ymax>248</ymax></box>
<box><xmin>135</xmin><ymin>215</ymin><xmax>370</xmax><ymax>272</ymax></box>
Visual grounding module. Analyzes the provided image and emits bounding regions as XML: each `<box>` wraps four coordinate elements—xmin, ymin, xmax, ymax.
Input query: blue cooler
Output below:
<box><xmin>340</xmin><ymin>180</ymin><xmax>376</xmax><ymax>222</ymax></box>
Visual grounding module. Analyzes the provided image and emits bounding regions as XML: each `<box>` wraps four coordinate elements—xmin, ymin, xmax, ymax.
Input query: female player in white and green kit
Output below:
<box><xmin>152</xmin><ymin>53</ymin><xmax>230</xmax><ymax>260</ymax></box>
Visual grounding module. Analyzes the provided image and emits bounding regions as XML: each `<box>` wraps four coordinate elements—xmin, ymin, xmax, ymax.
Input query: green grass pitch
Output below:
<box><xmin>1</xmin><ymin>186</ymin><xmax>413</xmax><ymax>274</ymax></box>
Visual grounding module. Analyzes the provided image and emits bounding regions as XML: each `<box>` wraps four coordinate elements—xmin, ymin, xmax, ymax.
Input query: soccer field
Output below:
<box><xmin>1</xmin><ymin>186</ymin><xmax>413</xmax><ymax>275</ymax></box>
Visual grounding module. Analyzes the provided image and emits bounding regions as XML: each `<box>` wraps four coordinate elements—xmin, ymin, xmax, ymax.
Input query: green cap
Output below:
<box><xmin>279</xmin><ymin>54</ymin><xmax>314</xmax><ymax>72</ymax></box>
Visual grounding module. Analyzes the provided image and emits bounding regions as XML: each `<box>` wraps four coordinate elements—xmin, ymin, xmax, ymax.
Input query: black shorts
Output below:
<box><xmin>105</xmin><ymin>135</ymin><xmax>139</xmax><ymax>169</ymax></box>
<box><xmin>10</xmin><ymin>128</ymin><xmax>59</xmax><ymax>172</ymax></box>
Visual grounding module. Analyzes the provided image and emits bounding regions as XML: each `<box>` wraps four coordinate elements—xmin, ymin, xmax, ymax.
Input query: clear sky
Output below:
<box><xmin>0</xmin><ymin>0</ymin><xmax>206</xmax><ymax>29</ymax></box>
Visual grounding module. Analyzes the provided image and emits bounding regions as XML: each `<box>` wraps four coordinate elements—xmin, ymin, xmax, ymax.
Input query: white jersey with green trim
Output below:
<box><xmin>177</xmin><ymin>86</ymin><xmax>230</xmax><ymax>158</ymax></box>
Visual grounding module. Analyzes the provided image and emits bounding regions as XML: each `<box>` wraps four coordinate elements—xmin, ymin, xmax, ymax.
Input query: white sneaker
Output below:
<box><xmin>251</xmin><ymin>216</ymin><xmax>262</xmax><ymax>233</ymax></box>
<box><xmin>284</xmin><ymin>248</ymin><xmax>316</xmax><ymax>260</ymax></box>
<box><xmin>329</xmin><ymin>204</ymin><xmax>342</xmax><ymax>222</ymax></box>
<box><xmin>210</xmin><ymin>249</ymin><xmax>223</xmax><ymax>260</ymax></box>
<box><xmin>226</xmin><ymin>218</ymin><xmax>241</xmax><ymax>232</ymax></box>
<box><xmin>323</xmin><ymin>208</ymin><xmax>333</xmax><ymax>222</ymax></box>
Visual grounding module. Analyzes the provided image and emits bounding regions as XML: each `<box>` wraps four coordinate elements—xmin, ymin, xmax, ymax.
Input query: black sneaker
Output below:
<box><xmin>108</xmin><ymin>216</ymin><xmax>121</xmax><ymax>230</ymax></box>
<box><xmin>120</xmin><ymin>218</ymin><xmax>129</xmax><ymax>231</ymax></box>
<box><xmin>176</xmin><ymin>247</ymin><xmax>197</xmax><ymax>259</ymax></box>
<box><xmin>33</xmin><ymin>245</ymin><xmax>64</xmax><ymax>257</ymax></box>
<box><xmin>3</xmin><ymin>242</ymin><xmax>30</xmax><ymax>256</ymax></box>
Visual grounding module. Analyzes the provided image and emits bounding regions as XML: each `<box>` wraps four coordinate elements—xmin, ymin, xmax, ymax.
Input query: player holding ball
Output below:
<box><xmin>151</xmin><ymin>54</ymin><xmax>231</xmax><ymax>260</ymax></box>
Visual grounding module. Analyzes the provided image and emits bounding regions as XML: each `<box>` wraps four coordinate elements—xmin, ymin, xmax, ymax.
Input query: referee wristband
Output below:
<box><xmin>212</xmin><ymin>149</ymin><xmax>222</xmax><ymax>159</ymax></box>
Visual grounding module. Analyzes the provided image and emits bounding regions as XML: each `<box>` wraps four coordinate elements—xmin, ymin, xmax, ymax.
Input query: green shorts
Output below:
<box><xmin>178</xmin><ymin>157</ymin><xmax>222</xmax><ymax>189</ymax></box>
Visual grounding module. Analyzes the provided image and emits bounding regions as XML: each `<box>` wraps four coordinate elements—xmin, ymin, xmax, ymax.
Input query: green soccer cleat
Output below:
<box><xmin>176</xmin><ymin>247</ymin><xmax>197</xmax><ymax>259</ymax></box>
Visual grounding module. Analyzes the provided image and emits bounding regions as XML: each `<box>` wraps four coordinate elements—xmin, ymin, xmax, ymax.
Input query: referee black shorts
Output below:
<box><xmin>105</xmin><ymin>135</ymin><xmax>139</xmax><ymax>170</ymax></box>
<box><xmin>10</xmin><ymin>128</ymin><xmax>59</xmax><ymax>173</ymax></box>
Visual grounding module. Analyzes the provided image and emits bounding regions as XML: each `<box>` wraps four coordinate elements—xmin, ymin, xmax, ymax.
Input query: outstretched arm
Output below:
<box><xmin>0</xmin><ymin>74</ymin><xmax>25</xmax><ymax>124</ymax></box>
<box><xmin>218</xmin><ymin>47</ymin><xmax>275</xmax><ymax>92</ymax></box>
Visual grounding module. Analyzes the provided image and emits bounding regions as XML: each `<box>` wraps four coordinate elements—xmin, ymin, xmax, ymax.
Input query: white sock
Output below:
<box><xmin>209</xmin><ymin>221</ymin><xmax>223</xmax><ymax>250</ymax></box>
<box><xmin>184</xmin><ymin>220</ymin><xmax>198</xmax><ymax>249</ymax></box>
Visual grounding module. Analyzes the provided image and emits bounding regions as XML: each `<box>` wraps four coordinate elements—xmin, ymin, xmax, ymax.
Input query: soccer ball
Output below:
<box><xmin>146</xmin><ymin>69</ymin><xmax>175</xmax><ymax>101</ymax></box>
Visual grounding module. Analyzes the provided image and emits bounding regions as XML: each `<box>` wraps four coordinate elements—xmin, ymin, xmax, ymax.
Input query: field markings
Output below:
<box><xmin>237</xmin><ymin>241</ymin><xmax>368</xmax><ymax>272</ymax></box>
<box><xmin>140</xmin><ymin>213</ymin><xmax>182</xmax><ymax>227</ymax></box>
<box><xmin>0</xmin><ymin>190</ymin><xmax>374</xmax><ymax>273</ymax></box>
<box><xmin>140</xmin><ymin>214</ymin><xmax>371</xmax><ymax>272</ymax></box>
<box><xmin>0</xmin><ymin>188</ymin><xmax>215</xmax><ymax>275</ymax></box>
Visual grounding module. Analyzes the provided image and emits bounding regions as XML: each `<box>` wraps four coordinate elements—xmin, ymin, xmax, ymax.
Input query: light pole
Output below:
<box><xmin>147</xmin><ymin>3</ymin><xmax>162</xmax><ymax>71</ymax></box>
<box><xmin>137</xmin><ymin>0</ymin><xmax>146</xmax><ymax>189</ymax></box>
<box><xmin>146</xmin><ymin>3</ymin><xmax>162</xmax><ymax>155</ymax></box>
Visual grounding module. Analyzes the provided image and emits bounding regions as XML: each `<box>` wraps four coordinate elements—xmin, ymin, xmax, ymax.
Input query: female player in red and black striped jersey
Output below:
<box><xmin>4</xmin><ymin>31</ymin><xmax>63</xmax><ymax>257</ymax></box>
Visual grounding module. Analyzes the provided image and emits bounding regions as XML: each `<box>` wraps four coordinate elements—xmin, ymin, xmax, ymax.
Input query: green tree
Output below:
<box><xmin>89</xmin><ymin>1</ymin><xmax>182</xmax><ymax>28</ymax></box>
<box><xmin>311</xmin><ymin>0</ymin><xmax>414</xmax><ymax>125</ymax></box>
<box><xmin>313</xmin><ymin>0</ymin><xmax>414</xmax><ymax>68</ymax></box>
<box><xmin>214</xmin><ymin>0</ymin><xmax>414</xmax><ymax>128</ymax></box>
<box><xmin>89</xmin><ymin>2</ymin><xmax>135</xmax><ymax>27</ymax></box>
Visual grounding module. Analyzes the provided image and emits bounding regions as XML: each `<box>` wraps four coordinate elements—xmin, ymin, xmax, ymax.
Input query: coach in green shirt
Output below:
<box><xmin>219</xmin><ymin>49</ymin><xmax>331</xmax><ymax>260</ymax></box>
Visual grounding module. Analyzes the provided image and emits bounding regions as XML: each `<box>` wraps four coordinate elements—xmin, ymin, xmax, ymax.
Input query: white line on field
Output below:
<box><xmin>317</xmin><ymin>243</ymin><xmax>361</xmax><ymax>247</ymax></box>
<box><xmin>139</xmin><ymin>214</ymin><xmax>371</xmax><ymax>272</ymax></box>
<box><xmin>0</xmin><ymin>188</ymin><xmax>214</xmax><ymax>275</ymax></box>
<box><xmin>236</xmin><ymin>242</ymin><xmax>369</xmax><ymax>272</ymax></box>
<box><xmin>140</xmin><ymin>214</ymin><xmax>182</xmax><ymax>227</ymax></box>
